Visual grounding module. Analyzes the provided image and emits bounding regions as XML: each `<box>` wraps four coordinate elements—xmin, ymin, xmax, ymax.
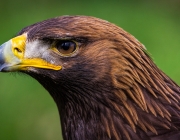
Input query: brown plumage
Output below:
<box><xmin>0</xmin><ymin>16</ymin><xmax>180</xmax><ymax>140</ymax></box>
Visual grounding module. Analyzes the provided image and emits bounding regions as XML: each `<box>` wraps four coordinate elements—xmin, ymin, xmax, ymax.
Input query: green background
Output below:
<box><xmin>0</xmin><ymin>0</ymin><xmax>180</xmax><ymax>140</ymax></box>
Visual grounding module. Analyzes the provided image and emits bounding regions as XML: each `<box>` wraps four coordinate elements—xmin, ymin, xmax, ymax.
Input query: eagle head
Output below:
<box><xmin>0</xmin><ymin>16</ymin><xmax>180</xmax><ymax>140</ymax></box>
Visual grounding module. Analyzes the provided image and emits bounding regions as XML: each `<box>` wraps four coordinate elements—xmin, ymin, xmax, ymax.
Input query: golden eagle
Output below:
<box><xmin>0</xmin><ymin>16</ymin><xmax>180</xmax><ymax>140</ymax></box>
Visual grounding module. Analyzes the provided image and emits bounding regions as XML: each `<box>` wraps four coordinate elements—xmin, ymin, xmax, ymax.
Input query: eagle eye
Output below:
<box><xmin>56</xmin><ymin>40</ymin><xmax>78</xmax><ymax>56</ymax></box>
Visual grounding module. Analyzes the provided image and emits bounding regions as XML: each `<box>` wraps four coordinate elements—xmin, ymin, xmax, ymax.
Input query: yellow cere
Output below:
<box><xmin>11</xmin><ymin>34</ymin><xmax>26</xmax><ymax>59</ymax></box>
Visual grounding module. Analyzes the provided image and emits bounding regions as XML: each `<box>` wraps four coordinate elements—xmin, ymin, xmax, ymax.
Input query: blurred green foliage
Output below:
<box><xmin>0</xmin><ymin>0</ymin><xmax>180</xmax><ymax>140</ymax></box>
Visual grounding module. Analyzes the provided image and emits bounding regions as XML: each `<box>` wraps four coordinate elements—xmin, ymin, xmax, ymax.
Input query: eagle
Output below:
<box><xmin>0</xmin><ymin>16</ymin><xmax>180</xmax><ymax>140</ymax></box>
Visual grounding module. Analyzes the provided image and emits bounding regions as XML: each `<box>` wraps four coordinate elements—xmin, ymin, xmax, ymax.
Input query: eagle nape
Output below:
<box><xmin>0</xmin><ymin>16</ymin><xmax>180</xmax><ymax>140</ymax></box>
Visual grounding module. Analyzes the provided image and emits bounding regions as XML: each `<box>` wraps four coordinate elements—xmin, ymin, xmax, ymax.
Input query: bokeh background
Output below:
<box><xmin>0</xmin><ymin>0</ymin><xmax>180</xmax><ymax>140</ymax></box>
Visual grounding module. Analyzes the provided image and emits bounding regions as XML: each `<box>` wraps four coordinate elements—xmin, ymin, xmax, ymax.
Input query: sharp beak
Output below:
<box><xmin>0</xmin><ymin>34</ymin><xmax>61</xmax><ymax>72</ymax></box>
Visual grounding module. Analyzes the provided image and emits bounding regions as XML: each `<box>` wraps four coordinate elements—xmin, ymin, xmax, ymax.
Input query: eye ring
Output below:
<box><xmin>55</xmin><ymin>40</ymin><xmax>78</xmax><ymax>56</ymax></box>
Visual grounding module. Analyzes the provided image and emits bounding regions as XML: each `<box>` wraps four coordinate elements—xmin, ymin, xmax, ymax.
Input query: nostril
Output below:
<box><xmin>13</xmin><ymin>46</ymin><xmax>24</xmax><ymax>58</ymax></box>
<box><xmin>14</xmin><ymin>47</ymin><xmax>22</xmax><ymax>53</ymax></box>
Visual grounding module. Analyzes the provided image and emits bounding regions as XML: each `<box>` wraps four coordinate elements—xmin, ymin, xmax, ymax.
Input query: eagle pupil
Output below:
<box><xmin>62</xmin><ymin>42</ymin><xmax>70</xmax><ymax>50</ymax></box>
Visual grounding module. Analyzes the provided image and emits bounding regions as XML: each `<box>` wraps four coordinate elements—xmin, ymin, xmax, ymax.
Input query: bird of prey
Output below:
<box><xmin>0</xmin><ymin>16</ymin><xmax>180</xmax><ymax>140</ymax></box>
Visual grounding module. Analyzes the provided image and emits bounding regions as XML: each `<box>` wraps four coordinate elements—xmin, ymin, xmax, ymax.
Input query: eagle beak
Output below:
<box><xmin>0</xmin><ymin>35</ymin><xmax>61</xmax><ymax>72</ymax></box>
